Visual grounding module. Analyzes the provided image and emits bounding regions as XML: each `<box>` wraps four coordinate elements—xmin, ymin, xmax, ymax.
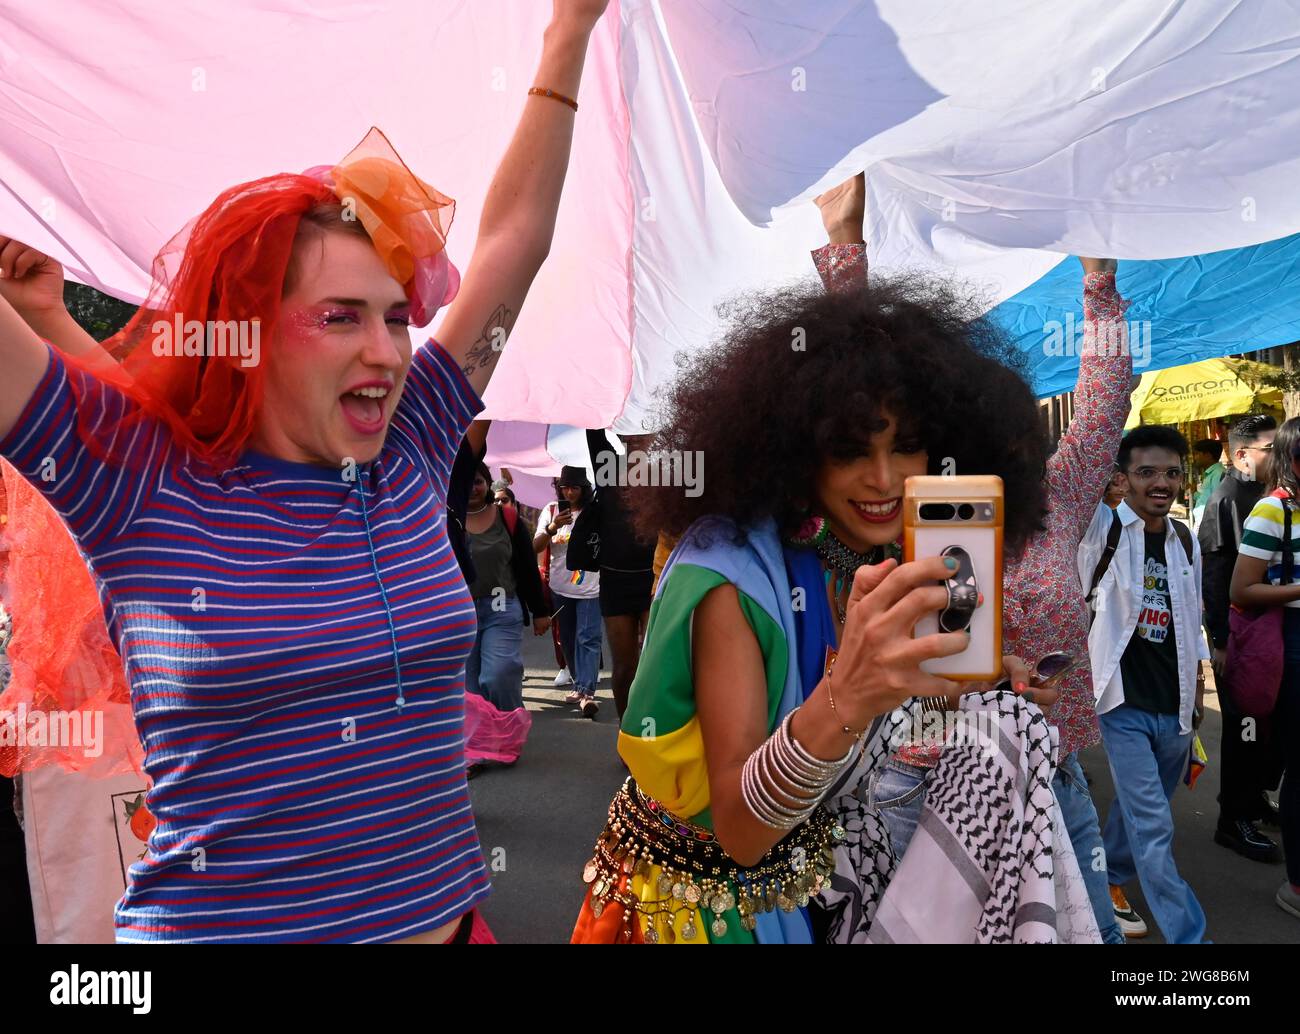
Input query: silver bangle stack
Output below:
<box><xmin>741</xmin><ymin>712</ymin><xmax>857</xmax><ymax>831</ymax></box>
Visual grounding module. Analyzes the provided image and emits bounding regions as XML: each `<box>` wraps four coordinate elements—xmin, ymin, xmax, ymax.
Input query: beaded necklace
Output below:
<box><xmin>787</xmin><ymin>514</ymin><xmax>902</xmax><ymax>626</ymax></box>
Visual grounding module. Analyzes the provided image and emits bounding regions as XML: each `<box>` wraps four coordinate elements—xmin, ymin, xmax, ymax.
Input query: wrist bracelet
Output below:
<box><xmin>825</xmin><ymin>669</ymin><xmax>865</xmax><ymax>741</ymax></box>
<box><xmin>528</xmin><ymin>86</ymin><xmax>578</xmax><ymax>112</ymax></box>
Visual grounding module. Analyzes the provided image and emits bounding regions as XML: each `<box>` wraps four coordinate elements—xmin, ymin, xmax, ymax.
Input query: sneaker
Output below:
<box><xmin>564</xmin><ymin>689</ymin><xmax>584</xmax><ymax>705</ymax></box>
<box><xmin>554</xmin><ymin>668</ymin><xmax>573</xmax><ymax>687</ymax></box>
<box><xmin>1277</xmin><ymin>882</ymin><xmax>1300</xmax><ymax>919</ymax></box>
<box><xmin>1215</xmin><ymin>818</ymin><xmax>1283</xmax><ymax>864</ymax></box>
<box><xmin>581</xmin><ymin>694</ymin><xmax>599</xmax><ymax>720</ymax></box>
<box><xmin>1110</xmin><ymin>885</ymin><xmax>1148</xmax><ymax>938</ymax></box>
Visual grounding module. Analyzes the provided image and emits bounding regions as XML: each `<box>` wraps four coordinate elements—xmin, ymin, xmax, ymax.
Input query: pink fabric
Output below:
<box><xmin>4</xmin><ymin>4</ymin><xmax>1300</xmax><ymax>440</ymax></box>
<box><xmin>463</xmin><ymin>690</ymin><xmax>532</xmax><ymax>766</ymax></box>
<box><xmin>0</xmin><ymin>2</ymin><xmax>633</xmax><ymax>432</ymax></box>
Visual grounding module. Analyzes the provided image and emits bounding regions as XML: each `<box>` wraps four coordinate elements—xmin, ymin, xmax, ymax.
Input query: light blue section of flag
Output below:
<box><xmin>988</xmin><ymin>234</ymin><xmax>1300</xmax><ymax>399</ymax></box>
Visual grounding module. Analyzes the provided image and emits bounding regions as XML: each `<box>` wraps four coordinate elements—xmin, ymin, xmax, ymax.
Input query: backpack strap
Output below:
<box><xmin>1169</xmin><ymin>518</ymin><xmax>1194</xmax><ymax>566</ymax></box>
<box><xmin>1086</xmin><ymin>510</ymin><xmax>1124</xmax><ymax>624</ymax></box>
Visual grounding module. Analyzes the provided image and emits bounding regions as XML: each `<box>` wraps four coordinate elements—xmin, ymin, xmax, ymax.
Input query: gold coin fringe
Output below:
<box><xmin>581</xmin><ymin>779</ymin><xmax>845</xmax><ymax>942</ymax></box>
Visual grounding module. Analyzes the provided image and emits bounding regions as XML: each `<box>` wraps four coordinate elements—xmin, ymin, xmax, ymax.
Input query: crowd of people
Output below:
<box><xmin>0</xmin><ymin>0</ymin><xmax>1296</xmax><ymax>945</ymax></box>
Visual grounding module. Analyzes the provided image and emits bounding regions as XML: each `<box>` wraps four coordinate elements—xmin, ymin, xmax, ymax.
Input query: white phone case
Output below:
<box><xmin>904</xmin><ymin>476</ymin><xmax>1003</xmax><ymax>681</ymax></box>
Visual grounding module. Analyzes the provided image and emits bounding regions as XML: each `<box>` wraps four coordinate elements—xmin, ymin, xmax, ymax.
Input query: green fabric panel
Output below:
<box><xmin>617</xmin><ymin>559</ymin><xmax>787</xmax><ymax>945</ymax></box>
<box><xmin>620</xmin><ymin>564</ymin><xmax>787</xmax><ymax>738</ymax></box>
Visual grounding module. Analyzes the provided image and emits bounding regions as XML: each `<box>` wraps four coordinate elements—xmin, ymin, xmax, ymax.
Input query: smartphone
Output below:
<box><xmin>903</xmin><ymin>475</ymin><xmax>1004</xmax><ymax>681</ymax></box>
<box><xmin>558</xmin><ymin>501</ymin><xmax>572</xmax><ymax>514</ymax></box>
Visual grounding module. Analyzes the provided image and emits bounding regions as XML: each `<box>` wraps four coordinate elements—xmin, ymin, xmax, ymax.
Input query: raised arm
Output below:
<box><xmin>0</xmin><ymin>237</ymin><xmax>122</xmax><ymax>435</ymax></box>
<box><xmin>1051</xmin><ymin>258</ymin><xmax>1134</xmax><ymax>540</ymax></box>
<box><xmin>435</xmin><ymin>2</ymin><xmax>608</xmax><ymax>396</ymax></box>
<box><xmin>811</xmin><ymin>173</ymin><xmax>867</xmax><ymax>293</ymax></box>
<box><xmin>0</xmin><ymin>238</ymin><xmax>67</xmax><ymax>439</ymax></box>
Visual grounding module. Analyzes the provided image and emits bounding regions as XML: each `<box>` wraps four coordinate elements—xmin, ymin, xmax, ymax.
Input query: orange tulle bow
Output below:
<box><xmin>305</xmin><ymin>127</ymin><xmax>460</xmax><ymax>328</ymax></box>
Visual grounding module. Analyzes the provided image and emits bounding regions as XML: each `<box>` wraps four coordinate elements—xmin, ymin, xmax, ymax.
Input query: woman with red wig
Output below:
<box><xmin>0</xmin><ymin>1</ymin><xmax>609</xmax><ymax>943</ymax></box>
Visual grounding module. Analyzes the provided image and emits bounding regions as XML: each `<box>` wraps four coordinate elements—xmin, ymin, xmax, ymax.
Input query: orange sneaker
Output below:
<box><xmin>1110</xmin><ymin>885</ymin><xmax>1148</xmax><ymax>938</ymax></box>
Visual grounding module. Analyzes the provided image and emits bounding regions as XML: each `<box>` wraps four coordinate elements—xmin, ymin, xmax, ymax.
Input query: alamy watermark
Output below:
<box><xmin>593</xmin><ymin>448</ymin><xmax>704</xmax><ymax>498</ymax></box>
<box><xmin>152</xmin><ymin>315</ymin><xmax>261</xmax><ymax>368</ymax></box>
<box><xmin>50</xmin><ymin>966</ymin><xmax>150</xmax><ymax>1014</ymax></box>
<box><xmin>0</xmin><ymin>704</ymin><xmax>103</xmax><ymax>758</ymax></box>
<box><xmin>1042</xmin><ymin>313</ymin><xmax>1151</xmax><ymax>368</ymax></box>
<box><xmin>889</xmin><ymin>707</ymin><xmax>1001</xmax><ymax>759</ymax></box>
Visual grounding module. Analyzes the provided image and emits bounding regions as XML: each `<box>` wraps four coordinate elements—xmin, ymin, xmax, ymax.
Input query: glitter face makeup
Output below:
<box><xmin>254</xmin><ymin>233</ymin><xmax>416</xmax><ymax>466</ymax></box>
<box><xmin>282</xmin><ymin>304</ymin><xmax>411</xmax><ymax>336</ymax></box>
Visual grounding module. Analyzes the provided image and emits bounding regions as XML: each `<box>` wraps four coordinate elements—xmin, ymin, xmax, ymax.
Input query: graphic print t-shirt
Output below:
<box><xmin>1119</xmin><ymin>531</ymin><xmax>1181</xmax><ymax>714</ymax></box>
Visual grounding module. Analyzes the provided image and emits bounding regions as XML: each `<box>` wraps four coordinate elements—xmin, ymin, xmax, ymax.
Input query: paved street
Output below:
<box><xmin>471</xmin><ymin>631</ymin><xmax>1299</xmax><ymax>944</ymax></box>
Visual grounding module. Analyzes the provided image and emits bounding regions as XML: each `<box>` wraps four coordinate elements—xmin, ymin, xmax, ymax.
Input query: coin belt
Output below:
<box><xmin>580</xmin><ymin>777</ymin><xmax>846</xmax><ymax>943</ymax></box>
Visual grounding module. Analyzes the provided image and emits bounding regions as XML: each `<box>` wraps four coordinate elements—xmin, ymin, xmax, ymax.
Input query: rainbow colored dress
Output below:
<box><xmin>571</xmin><ymin>516</ymin><xmax>890</xmax><ymax>944</ymax></box>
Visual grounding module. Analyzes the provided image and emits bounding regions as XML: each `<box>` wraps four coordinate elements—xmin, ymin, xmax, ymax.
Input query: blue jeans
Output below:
<box><xmin>869</xmin><ymin>759</ymin><xmax>931</xmax><ymax>861</ymax></box>
<box><xmin>555</xmin><ymin>594</ymin><xmax>602</xmax><ymax>696</ymax></box>
<box><xmin>1055</xmin><ymin>752</ymin><xmax>1126</xmax><ymax>944</ymax></box>
<box><xmin>1099</xmin><ymin>703</ymin><xmax>1207</xmax><ymax>944</ymax></box>
<box><xmin>465</xmin><ymin>596</ymin><xmax>525</xmax><ymax>711</ymax></box>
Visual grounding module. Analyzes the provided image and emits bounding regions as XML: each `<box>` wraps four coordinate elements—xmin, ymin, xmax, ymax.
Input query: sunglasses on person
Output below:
<box><xmin>992</xmin><ymin>651</ymin><xmax>1083</xmax><ymax>695</ymax></box>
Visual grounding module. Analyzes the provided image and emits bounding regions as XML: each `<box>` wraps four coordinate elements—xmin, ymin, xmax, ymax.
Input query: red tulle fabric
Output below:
<box><xmin>71</xmin><ymin>172</ymin><xmax>335</xmax><ymax>470</ymax></box>
<box><xmin>463</xmin><ymin>691</ymin><xmax>532</xmax><ymax>766</ymax></box>
<box><xmin>70</xmin><ymin>127</ymin><xmax>458</xmax><ymax>472</ymax></box>
<box><xmin>0</xmin><ymin>462</ymin><xmax>145</xmax><ymax>778</ymax></box>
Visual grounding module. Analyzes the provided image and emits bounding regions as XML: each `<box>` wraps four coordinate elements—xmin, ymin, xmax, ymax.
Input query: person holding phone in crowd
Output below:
<box><xmin>569</xmin><ymin>165</ymin><xmax>1097</xmax><ymax>941</ymax></box>
<box><xmin>536</xmin><ymin>466</ymin><xmax>602</xmax><ymax>718</ymax></box>
<box><xmin>811</xmin><ymin>174</ymin><xmax>1133</xmax><ymax>943</ymax></box>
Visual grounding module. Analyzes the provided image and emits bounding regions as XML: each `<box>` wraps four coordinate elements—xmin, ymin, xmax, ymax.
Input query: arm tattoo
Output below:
<box><xmin>460</xmin><ymin>304</ymin><xmax>515</xmax><ymax>379</ymax></box>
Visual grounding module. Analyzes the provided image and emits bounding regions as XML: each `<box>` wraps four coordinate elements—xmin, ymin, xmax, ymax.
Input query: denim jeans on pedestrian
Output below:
<box><xmin>465</xmin><ymin>595</ymin><xmax>525</xmax><ymax>711</ymax></box>
<box><xmin>1055</xmin><ymin>751</ymin><xmax>1126</xmax><ymax>944</ymax></box>
<box><xmin>869</xmin><ymin>758</ymin><xmax>931</xmax><ymax>861</ymax></box>
<box><xmin>555</xmin><ymin>593</ymin><xmax>602</xmax><ymax>697</ymax></box>
<box><xmin>1099</xmin><ymin>703</ymin><xmax>1207</xmax><ymax>944</ymax></box>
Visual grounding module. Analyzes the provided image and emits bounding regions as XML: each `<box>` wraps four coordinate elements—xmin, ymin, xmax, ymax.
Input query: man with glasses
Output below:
<box><xmin>1200</xmin><ymin>414</ymin><xmax>1283</xmax><ymax>862</ymax></box>
<box><xmin>1079</xmin><ymin>426</ymin><xmax>1209</xmax><ymax>942</ymax></box>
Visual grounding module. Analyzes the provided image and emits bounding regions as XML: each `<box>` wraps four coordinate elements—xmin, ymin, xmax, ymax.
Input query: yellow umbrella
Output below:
<box><xmin>1125</xmin><ymin>356</ymin><xmax>1283</xmax><ymax>429</ymax></box>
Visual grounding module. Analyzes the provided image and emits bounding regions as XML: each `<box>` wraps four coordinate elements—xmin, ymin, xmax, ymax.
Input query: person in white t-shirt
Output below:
<box><xmin>535</xmin><ymin>466</ymin><xmax>602</xmax><ymax>718</ymax></box>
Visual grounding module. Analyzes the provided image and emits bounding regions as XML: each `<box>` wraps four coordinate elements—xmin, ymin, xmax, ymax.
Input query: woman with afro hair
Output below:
<box><xmin>572</xmin><ymin>175</ymin><xmax>1119</xmax><ymax>945</ymax></box>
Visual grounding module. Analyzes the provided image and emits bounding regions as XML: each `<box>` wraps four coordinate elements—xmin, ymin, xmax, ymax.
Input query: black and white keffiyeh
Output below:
<box><xmin>815</xmin><ymin>691</ymin><xmax>1099</xmax><ymax>944</ymax></box>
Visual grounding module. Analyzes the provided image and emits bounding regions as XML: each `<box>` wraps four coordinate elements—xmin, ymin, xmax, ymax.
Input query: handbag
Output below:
<box><xmin>1224</xmin><ymin>493</ymin><xmax>1292</xmax><ymax>718</ymax></box>
<box><xmin>565</xmin><ymin>495</ymin><xmax>603</xmax><ymax>572</ymax></box>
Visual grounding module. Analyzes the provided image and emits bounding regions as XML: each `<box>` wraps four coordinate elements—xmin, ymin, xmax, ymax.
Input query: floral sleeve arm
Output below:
<box><xmin>1052</xmin><ymin>270</ymin><xmax>1133</xmax><ymax>541</ymax></box>
<box><xmin>811</xmin><ymin>242</ymin><xmax>867</xmax><ymax>294</ymax></box>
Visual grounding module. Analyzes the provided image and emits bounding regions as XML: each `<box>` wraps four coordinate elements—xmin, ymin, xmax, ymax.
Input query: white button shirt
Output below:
<box><xmin>1077</xmin><ymin>500</ymin><xmax>1210</xmax><ymax>734</ymax></box>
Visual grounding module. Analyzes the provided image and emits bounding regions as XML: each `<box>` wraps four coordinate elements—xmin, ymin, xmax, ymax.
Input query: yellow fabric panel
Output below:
<box><xmin>628</xmin><ymin>865</ymin><xmax>711</xmax><ymax>945</ymax></box>
<box><xmin>652</xmin><ymin>532</ymin><xmax>679</xmax><ymax>596</ymax></box>
<box><xmin>617</xmin><ymin>716</ymin><xmax>709</xmax><ymax>820</ymax></box>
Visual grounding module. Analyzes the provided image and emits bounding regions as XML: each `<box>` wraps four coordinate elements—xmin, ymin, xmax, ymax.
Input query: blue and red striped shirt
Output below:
<box><xmin>1</xmin><ymin>340</ymin><xmax>490</xmax><ymax>942</ymax></box>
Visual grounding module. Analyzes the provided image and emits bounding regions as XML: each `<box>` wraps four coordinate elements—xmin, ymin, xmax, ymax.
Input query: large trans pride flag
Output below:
<box><xmin>3</xmin><ymin>1</ymin><xmax>1298</xmax><ymax>486</ymax></box>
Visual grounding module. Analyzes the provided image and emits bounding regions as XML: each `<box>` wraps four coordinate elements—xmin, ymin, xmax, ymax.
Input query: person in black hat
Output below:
<box><xmin>535</xmin><ymin>465</ymin><xmax>603</xmax><ymax>718</ymax></box>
